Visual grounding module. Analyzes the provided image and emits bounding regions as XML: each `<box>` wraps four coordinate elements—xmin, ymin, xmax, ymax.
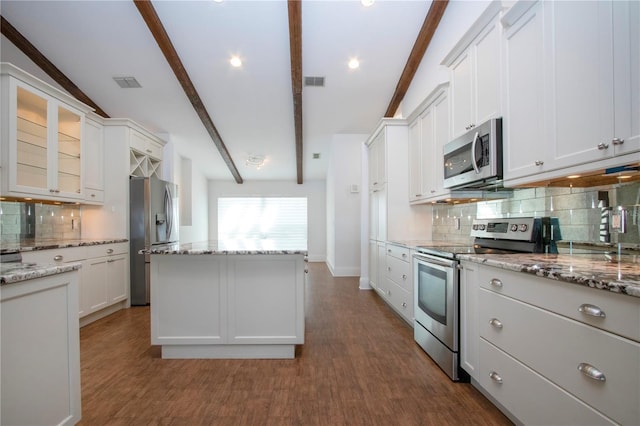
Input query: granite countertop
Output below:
<box><xmin>459</xmin><ymin>252</ymin><xmax>640</xmax><ymax>298</ymax></box>
<box><xmin>1</xmin><ymin>238</ymin><xmax>128</xmax><ymax>253</ymax></box>
<box><xmin>0</xmin><ymin>262</ymin><xmax>82</xmax><ymax>285</ymax></box>
<box><xmin>142</xmin><ymin>240</ymin><xmax>308</xmax><ymax>255</ymax></box>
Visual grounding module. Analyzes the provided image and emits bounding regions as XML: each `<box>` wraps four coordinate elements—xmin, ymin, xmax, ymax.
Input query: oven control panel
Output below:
<box><xmin>471</xmin><ymin>218</ymin><xmax>537</xmax><ymax>241</ymax></box>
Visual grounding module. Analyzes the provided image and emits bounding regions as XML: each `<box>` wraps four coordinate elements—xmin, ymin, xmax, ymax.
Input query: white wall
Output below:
<box><xmin>163</xmin><ymin>139</ymin><xmax>209</xmax><ymax>243</ymax></box>
<box><xmin>398</xmin><ymin>0</ymin><xmax>492</xmax><ymax>119</ymax></box>
<box><xmin>326</xmin><ymin>134</ymin><xmax>367</xmax><ymax>277</ymax></box>
<box><xmin>207</xmin><ymin>180</ymin><xmax>326</xmax><ymax>262</ymax></box>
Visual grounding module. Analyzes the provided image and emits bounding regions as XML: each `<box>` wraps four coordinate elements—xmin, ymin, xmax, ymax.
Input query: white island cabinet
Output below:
<box><xmin>1</xmin><ymin>266</ymin><xmax>82</xmax><ymax>426</ymax></box>
<box><xmin>148</xmin><ymin>241</ymin><xmax>306</xmax><ymax>359</ymax></box>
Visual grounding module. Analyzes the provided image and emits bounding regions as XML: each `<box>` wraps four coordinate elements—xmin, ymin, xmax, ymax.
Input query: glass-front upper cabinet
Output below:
<box><xmin>2</xmin><ymin>63</ymin><xmax>90</xmax><ymax>201</ymax></box>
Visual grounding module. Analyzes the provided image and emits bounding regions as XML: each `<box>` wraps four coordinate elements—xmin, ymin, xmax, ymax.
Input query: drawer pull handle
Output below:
<box><xmin>402</xmin><ymin>274</ymin><xmax>407</xmax><ymax>280</ymax></box>
<box><xmin>107</xmin><ymin>249</ymin><xmax>114</xmax><ymax>254</ymax></box>
<box><xmin>578</xmin><ymin>363</ymin><xmax>606</xmax><ymax>382</ymax></box>
<box><xmin>490</xmin><ymin>278</ymin><xmax>503</xmax><ymax>288</ymax></box>
<box><xmin>388</xmin><ymin>266</ymin><xmax>392</xmax><ymax>272</ymax></box>
<box><xmin>402</xmin><ymin>253</ymin><xmax>407</xmax><ymax>258</ymax></box>
<box><xmin>107</xmin><ymin>259</ymin><xmax>114</xmax><ymax>263</ymax></box>
<box><xmin>578</xmin><ymin>304</ymin><xmax>606</xmax><ymax>318</ymax></box>
<box><xmin>53</xmin><ymin>255</ymin><xmax>63</xmax><ymax>261</ymax></box>
<box><xmin>489</xmin><ymin>318</ymin><xmax>503</xmax><ymax>329</ymax></box>
<box><xmin>489</xmin><ymin>371</ymin><xmax>503</xmax><ymax>384</ymax></box>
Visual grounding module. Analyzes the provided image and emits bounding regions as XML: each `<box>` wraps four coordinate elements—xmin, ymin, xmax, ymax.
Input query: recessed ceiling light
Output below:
<box><xmin>230</xmin><ymin>56</ymin><xmax>242</xmax><ymax>68</ymax></box>
<box><xmin>348</xmin><ymin>58</ymin><xmax>360</xmax><ymax>69</ymax></box>
<box><xmin>567</xmin><ymin>175</ymin><xmax>581</xmax><ymax>179</ymax></box>
<box><xmin>361</xmin><ymin>0</ymin><xmax>375</xmax><ymax>6</ymax></box>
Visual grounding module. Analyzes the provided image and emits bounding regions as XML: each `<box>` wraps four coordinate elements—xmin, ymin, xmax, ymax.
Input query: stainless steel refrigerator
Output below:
<box><xmin>129</xmin><ymin>176</ymin><xmax>179</xmax><ymax>305</ymax></box>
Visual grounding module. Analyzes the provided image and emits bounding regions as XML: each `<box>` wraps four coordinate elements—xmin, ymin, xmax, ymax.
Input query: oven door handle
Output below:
<box><xmin>413</xmin><ymin>254</ymin><xmax>456</xmax><ymax>268</ymax></box>
<box><xmin>471</xmin><ymin>131</ymin><xmax>481</xmax><ymax>174</ymax></box>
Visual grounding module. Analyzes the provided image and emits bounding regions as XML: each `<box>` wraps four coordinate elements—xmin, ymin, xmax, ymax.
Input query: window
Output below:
<box><xmin>218</xmin><ymin>197</ymin><xmax>307</xmax><ymax>248</ymax></box>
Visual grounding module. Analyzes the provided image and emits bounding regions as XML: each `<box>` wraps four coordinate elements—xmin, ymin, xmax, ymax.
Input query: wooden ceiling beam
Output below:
<box><xmin>288</xmin><ymin>0</ymin><xmax>303</xmax><ymax>185</ymax></box>
<box><xmin>0</xmin><ymin>15</ymin><xmax>110</xmax><ymax>118</ymax></box>
<box><xmin>133</xmin><ymin>0</ymin><xmax>243</xmax><ymax>184</ymax></box>
<box><xmin>384</xmin><ymin>0</ymin><xmax>449</xmax><ymax>118</ymax></box>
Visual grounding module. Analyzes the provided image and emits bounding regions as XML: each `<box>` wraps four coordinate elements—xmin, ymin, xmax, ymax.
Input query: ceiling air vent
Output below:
<box><xmin>113</xmin><ymin>76</ymin><xmax>142</xmax><ymax>88</ymax></box>
<box><xmin>304</xmin><ymin>76</ymin><xmax>325</xmax><ymax>87</ymax></box>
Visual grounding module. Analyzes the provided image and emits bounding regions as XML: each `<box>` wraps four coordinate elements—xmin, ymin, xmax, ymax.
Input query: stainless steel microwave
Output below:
<box><xmin>443</xmin><ymin>118</ymin><xmax>503</xmax><ymax>189</ymax></box>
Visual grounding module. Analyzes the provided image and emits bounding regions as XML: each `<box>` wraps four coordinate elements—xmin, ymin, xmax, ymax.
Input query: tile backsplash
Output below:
<box><xmin>0</xmin><ymin>201</ymin><xmax>81</xmax><ymax>245</ymax></box>
<box><xmin>432</xmin><ymin>181</ymin><xmax>640</xmax><ymax>245</ymax></box>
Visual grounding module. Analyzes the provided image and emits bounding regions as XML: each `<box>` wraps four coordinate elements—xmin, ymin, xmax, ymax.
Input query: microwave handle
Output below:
<box><xmin>471</xmin><ymin>131</ymin><xmax>481</xmax><ymax>174</ymax></box>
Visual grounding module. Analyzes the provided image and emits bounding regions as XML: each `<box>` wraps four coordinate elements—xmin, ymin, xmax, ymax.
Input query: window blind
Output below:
<box><xmin>218</xmin><ymin>197</ymin><xmax>307</xmax><ymax>245</ymax></box>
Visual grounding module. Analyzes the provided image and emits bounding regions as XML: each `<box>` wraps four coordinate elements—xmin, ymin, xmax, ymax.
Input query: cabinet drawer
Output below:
<box><xmin>22</xmin><ymin>246</ymin><xmax>87</xmax><ymax>264</ymax></box>
<box><xmin>84</xmin><ymin>189</ymin><xmax>104</xmax><ymax>203</ymax></box>
<box><xmin>85</xmin><ymin>242</ymin><xmax>129</xmax><ymax>259</ymax></box>
<box><xmin>478</xmin><ymin>339</ymin><xmax>616</xmax><ymax>426</ymax></box>
<box><xmin>385</xmin><ymin>244</ymin><xmax>410</xmax><ymax>262</ymax></box>
<box><xmin>479</xmin><ymin>289</ymin><xmax>640</xmax><ymax>425</ymax></box>
<box><xmin>477</xmin><ymin>264</ymin><xmax>640</xmax><ymax>342</ymax></box>
<box><xmin>385</xmin><ymin>255</ymin><xmax>411</xmax><ymax>292</ymax></box>
<box><xmin>385</xmin><ymin>280</ymin><xmax>413</xmax><ymax>324</ymax></box>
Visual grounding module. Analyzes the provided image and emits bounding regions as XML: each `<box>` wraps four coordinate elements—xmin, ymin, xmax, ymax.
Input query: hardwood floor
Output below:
<box><xmin>78</xmin><ymin>262</ymin><xmax>511</xmax><ymax>425</ymax></box>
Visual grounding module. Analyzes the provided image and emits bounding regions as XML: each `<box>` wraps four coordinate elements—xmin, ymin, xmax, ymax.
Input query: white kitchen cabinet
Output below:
<box><xmin>0</xmin><ymin>63</ymin><xmax>91</xmax><ymax>202</ymax></box>
<box><xmin>442</xmin><ymin>1</ymin><xmax>503</xmax><ymax>139</ymax></box>
<box><xmin>383</xmin><ymin>243</ymin><xmax>413</xmax><ymax>324</ymax></box>
<box><xmin>1</xmin><ymin>269</ymin><xmax>82</xmax><ymax>426</ymax></box>
<box><xmin>459</xmin><ymin>260</ymin><xmax>479</xmax><ymax>380</ymax></box>
<box><xmin>104</xmin><ymin>118</ymin><xmax>165</xmax><ymax>179</ymax></box>
<box><xmin>130</xmin><ymin>128</ymin><xmax>163</xmax><ymax>178</ymax></box>
<box><xmin>368</xmin><ymin>240</ymin><xmax>379</xmax><ymax>290</ymax></box>
<box><xmin>409</xmin><ymin>83</ymin><xmax>465</xmax><ymax>203</ymax></box>
<box><xmin>82</xmin><ymin>243</ymin><xmax>129</xmax><ymax>317</ymax></box>
<box><xmin>83</xmin><ymin>113</ymin><xmax>104</xmax><ymax>204</ymax></box>
<box><xmin>366</xmin><ymin>119</ymin><xmax>431</xmax><ymax>242</ymax></box>
<box><xmin>21</xmin><ymin>242</ymin><xmax>130</xmax><ymax>321</ymax></box>
<box><xmin>375</xmin><ymin>242</ymin><xmax>387</xmax><ymax>298</ymax></box>
<box><xmin>368</xmin><ymin>130</ymin><xmax>386</xmax><ymax>191</ymax></box>
<box><xmin>502</xmin><ymin>0</ymin><xmax>640</xmax><ymax>185</ymax></box>
<box><xmin>468</xmin><ymin>262</ymin><xmax>640</xmax><ymax>425</ymax></box>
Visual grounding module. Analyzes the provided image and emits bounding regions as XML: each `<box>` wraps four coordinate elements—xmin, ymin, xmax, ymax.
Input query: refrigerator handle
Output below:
<box><xmin>164</xmin><ymin>185</ymin><xmax>173</xmax><ymax>241</ymax></box>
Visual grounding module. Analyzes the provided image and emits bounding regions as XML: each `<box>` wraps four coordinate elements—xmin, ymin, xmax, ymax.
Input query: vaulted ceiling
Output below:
<box><xmin>0</xmin><ymin>0</ymin><xmax>446</xmax><ymax>183</ymax></box>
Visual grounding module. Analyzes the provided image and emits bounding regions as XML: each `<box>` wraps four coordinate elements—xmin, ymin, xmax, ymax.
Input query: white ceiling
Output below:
<box><xmin>0</xmin><ymin>0</ymin><xmax>433</xmax><ymax>182</ymax></box>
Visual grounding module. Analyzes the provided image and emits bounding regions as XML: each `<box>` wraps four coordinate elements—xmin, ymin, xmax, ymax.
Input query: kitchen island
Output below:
<box><xmin>143</xmin><ymin>240</ymin><xmax>307</xmax><ymax>359</ymax></box>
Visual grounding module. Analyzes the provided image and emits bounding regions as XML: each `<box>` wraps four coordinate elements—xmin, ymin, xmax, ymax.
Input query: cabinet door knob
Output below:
<box><xmin>107</xmin><ymin>248</ymin><xmax>114</xmax><ymax>254</ymax></box>
<box><xmin>91</xmin><ymin>193</ymin><xmax>96</xmax><ymax>198</ymax></box>
<box><xmin>612</xmin><ymin>138</ymin><xmax>624</xmax><ymax>145</ymax></box>
<box><xmin>53</xmin><ymin>255</ymin><xmax>63</xmax><ymax>261</ymax></box>
<box><xmin>107</xmin><ymin>259</ymin><xmax>114</xmax><ymax>263</ymax></box>
<box><xmin>577</xmin><ymin>363</ymin><xmax>606</xmax><ymax>382</ymax></box>
<box><xmin>578</xmin><ymin>303</ymin><xmax>606</xmax><ymax>318</ymax></box>
<box><xmin>597</xmin><ymin>142</ymin><xmax>609</xmax><ymax>150</ymax></box>
<box><xmin>489</xmin><ymin>371</ymin><xmax>503</xmax><ymax>384</ymax></box>
<box><xmin>387</xmin><ymin>266</ymin><xmax>391</xmax><ymax>271</ymax></box>
<box><xmin>535</xmin><ymin>160</ymin><xmax>544</xmax><ymax>166</ymax></box>
<box><xmin>489</xmin><ymin>318</ymin><xmax>503</xmax><ymax>329</ymax></box>
<box><xmin>402</xmin><ymin>302</ymin><xmax>407</xmax><ymax>308</ymax></box>
<box><xmin>489</xmin><ymin>278</ymin><xmax>503</xmax><ymax>288</ymax></box>
<box><xmin>402</xmin><ymin>274</ymin><xmax>407</xmax><ymax>280</ymax></box>
<box><xmin>401</xmin><ymin>253</ymin><xmax>407</xmax><ymax>258</ymax></box>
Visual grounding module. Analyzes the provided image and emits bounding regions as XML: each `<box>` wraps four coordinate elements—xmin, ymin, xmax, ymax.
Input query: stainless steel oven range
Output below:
<box><xmin>413</xmin><ymin>216</ymin><xmax>559</xmax><ymax>381</ymax></box>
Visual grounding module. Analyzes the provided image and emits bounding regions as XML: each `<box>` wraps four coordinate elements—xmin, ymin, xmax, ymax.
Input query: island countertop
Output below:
<box><xmin>0</xmin><ymin>262</ymin><xmax>82</xmax><ymax>285</ymax></box>
<box><xmin>142</xmin><ymin>240</ymin><xmax>308</xmax><ymax>255</ymax></box>
<box><xmin>458</xmin><ymin>252</ymin><xmax>640</xmax><ymax>298</ymax></box>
